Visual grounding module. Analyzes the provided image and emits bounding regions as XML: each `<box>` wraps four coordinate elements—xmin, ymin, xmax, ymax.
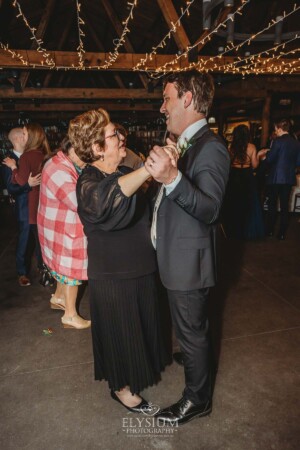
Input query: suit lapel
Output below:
<box><xmin>178</xmin><ymin>125</ymin><xmax>211</xmax><ymax>171</ymax></box>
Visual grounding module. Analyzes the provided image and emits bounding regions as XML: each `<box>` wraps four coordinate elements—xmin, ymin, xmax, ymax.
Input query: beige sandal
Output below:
<box><xmin>50</xmin><ymin>295</ymin><xmax>66</xmax><ymax>310</ymax></box>
<box><xmin>61</xmin><ymin>314</ymin><xmax>91</xmax><ymax>330</ymax></box>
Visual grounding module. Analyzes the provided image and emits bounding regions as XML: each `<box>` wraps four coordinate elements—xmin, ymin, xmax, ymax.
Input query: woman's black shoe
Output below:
<box><xmin>110</xmin><ymin>390</ymin><xmax>152</xmax><ymax>413</ymax></box>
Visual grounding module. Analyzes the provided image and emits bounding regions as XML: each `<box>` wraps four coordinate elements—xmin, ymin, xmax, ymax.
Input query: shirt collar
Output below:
<box><xmin>13</xmin><ymin>150</ymin><xmax>22</xmax><ymax>158</ymax></box>
<box><xmin>177</xmin><ymin>118</ymin><xmax>207</xmax><ymax>149</ymax></box>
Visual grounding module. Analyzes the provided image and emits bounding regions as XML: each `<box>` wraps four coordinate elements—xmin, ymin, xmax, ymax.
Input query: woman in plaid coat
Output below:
<box><xmin>37</xmin><ymin>138</ymin><xmax>90</xmax><ymax>330</ymax></box>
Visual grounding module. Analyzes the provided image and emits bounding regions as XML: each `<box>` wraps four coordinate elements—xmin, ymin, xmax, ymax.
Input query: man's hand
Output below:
<box><xmin>145</xmin><ymin>145</ymin><xmax>178</xmax><ymax>184</ymax></box>
<box><xmin>3</xmin><ymin>157</ymin><xmax>17</xmax><ymax>170</ymax></box>
<box><xmin>28</xmin><ymin>172</ymin><xmax>41</xmax><ymax>187</ymax></box>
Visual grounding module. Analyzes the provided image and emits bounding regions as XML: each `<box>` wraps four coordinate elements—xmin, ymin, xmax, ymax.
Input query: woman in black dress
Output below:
<box><xmin>223</xmin><ymin>124</ymin><xmax>265</xmax><ymax>240</ymax></box>
<box><xmin>69</xmin><ymin>109</ymin><xmax>171</xmax><ymax>413</ymax></box>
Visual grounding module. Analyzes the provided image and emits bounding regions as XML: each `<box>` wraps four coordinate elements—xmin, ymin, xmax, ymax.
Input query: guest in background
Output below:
<box><xmin>114</xmin><ymin>123</ymin><xmax>144</xmax><ymax>169</ymax></box>
<box><xmin>72</xmin><ymin>109</ymin><xmax>171</xmax><ymax>412</ymax></box>
<box><xmin>37</xmin><ymin>137</ymin><xmax>90</xmax><ymax>329</ymax></box>
<box><xmin>223</xmin><ymin>124</ymin><xmax>265</xmax><ymax>240</ymax></box>
<box><xmin>261</xmin><ymin>118</ymin><xmax>300</xmax><ymax>240</ymax></box>
<box><xmin>1</xmin><ymin>128</ymin><xmax>41</xmax><ymax>286</ymax></box>
<box><xmin>3</xmin><ymin>123</ymin><xmax>50</xmax><ymax>276</ymax></box>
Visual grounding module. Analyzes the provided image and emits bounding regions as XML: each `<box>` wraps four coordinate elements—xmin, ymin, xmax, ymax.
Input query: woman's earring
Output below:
<box><xmin>99</xmin><ymin>154</ymin><xmax>104</xmax><ymax>161</ymax></box>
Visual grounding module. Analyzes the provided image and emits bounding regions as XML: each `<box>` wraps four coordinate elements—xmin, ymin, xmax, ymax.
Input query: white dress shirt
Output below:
<box><xmin>151</xmin><ymin>119</ymin><xmax>207</xmax><ymax>248</ymax></box>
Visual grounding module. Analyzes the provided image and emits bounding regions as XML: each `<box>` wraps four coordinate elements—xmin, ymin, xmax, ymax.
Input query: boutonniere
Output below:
<box><xmin>178</xmin><ymin>137</ymin><xmax>196</xmax><ymax>157</ymax></box>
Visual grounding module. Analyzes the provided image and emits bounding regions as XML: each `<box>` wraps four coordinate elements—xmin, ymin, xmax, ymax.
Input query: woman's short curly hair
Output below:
<box><xmin>68</xmin><ymin>109</ymin><xmax>110</xmax><ymax>163</ymax></box>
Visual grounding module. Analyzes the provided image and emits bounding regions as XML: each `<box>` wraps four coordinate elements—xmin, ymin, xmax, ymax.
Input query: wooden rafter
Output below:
<box><xmin>43</xmin><ymin>7</ymin><xmax>75</xmax><ymax>88</ymax></box>
<box><xmin>1</xmin><ymin>49</ymin><xmax>298</xmax><ymax>74</ymax></box>
<box><xmin>196</xmin><ymin>0</ymin><xmax>242</xmax><ymax>54</ymax></box>
<box><xmin>156</xmin><ymin>0</ymin><xmax>190</xmax><ymax>51</ymax></box>
<box><xmin>82</xmin><ymin>8</ymin><xmax>125</xmax><ymax>89</ymax></box>
<box><xmin>101</xmin><ymin>0</ymin><xmax>148</xmax><ymax>89</ymax></box>
<box><xmin>19</xmin><ymin>0</ymin><xmax>57</xmax><ymax>89</ymax></box>
<box><xmin>1</xmin><ymin>81</ymin><xmax>300</xmax><ymax>100</ymax></box>
<box><xmin>0</xmin><ymin>102</ymin><xmax>160</xmax><ymax>112</ymax></box>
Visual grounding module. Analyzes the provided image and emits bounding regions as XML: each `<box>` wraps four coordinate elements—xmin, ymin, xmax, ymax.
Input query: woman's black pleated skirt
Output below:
<box><xmin>89</xmin><ymin>273</ymin><xmax>170</xmax><ymax>394</ymax></box>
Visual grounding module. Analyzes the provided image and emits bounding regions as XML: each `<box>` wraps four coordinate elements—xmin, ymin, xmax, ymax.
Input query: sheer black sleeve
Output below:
<box><xmin>76</xmin><ymin>166</ymin><xmax>136</xmax><ymax>231</ymax></box>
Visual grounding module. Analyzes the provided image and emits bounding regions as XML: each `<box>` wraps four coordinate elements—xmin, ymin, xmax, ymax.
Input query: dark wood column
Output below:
<box><xmin>260</xmin><ymin>93</ymin><xmax>272</xmax><ymax>148</ymax></box>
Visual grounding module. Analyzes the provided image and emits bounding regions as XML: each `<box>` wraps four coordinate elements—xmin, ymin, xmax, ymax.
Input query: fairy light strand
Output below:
<box><xmin>0</xmin><ymin>41</ymin><xmax>29</xmax><ymax>66</ymax></box>
<box><xmin>102</xmin><ymin>0</ymin><xmax>139</xmax><ymax>70</ymax></box>
<box><xmin>198</xmin><ymin>2</ymin><xmax>300</xmax><ymax>71</ymax></box>
<box><xmin>144</xmin><ymin>0</ymin><xmax>250</xmax><ymax>75</ymax></box>
<box><xmin>12</xmin><ymin>0</ymin><xmax>55</xmax><ymax>68</ymax></box>
<box><xmin>0</xmin><ymin>0</ymin><xmax>298</xmax><ymax>76</ymax></box>
<box><xmin>75</xmin><ymin>0</ymin><xmax>86</xmax><ymax>69</ymax></box>
<box><xmin>133</xmin><ymin>0</ymin><xmax>195</xmax><ymax>71</ymax></box>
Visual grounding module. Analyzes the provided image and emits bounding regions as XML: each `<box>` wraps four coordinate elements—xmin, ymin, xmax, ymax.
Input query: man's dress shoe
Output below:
<box><xmin>173</xmin><ymin>352</ymin><xmax>184</xmax><ymax>366</ymax></box>
<box><xmin>155</xmin><ymin>396</ymin><xmax>212</xmax><ymax>425</ymax></box>
<box><xmin>110</xmin><ymin>390</ymin><xmax>153</xmax><ymax>414</ymax></box>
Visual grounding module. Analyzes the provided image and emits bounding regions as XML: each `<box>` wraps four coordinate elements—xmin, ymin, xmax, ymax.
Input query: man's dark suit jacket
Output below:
<box><xmin>1</xmin><ymin>151</ymin><xmax>30</xmax><ymax>222</ymax></box>
<box><xmin>265</xmin><ymin>134</ymin><xmax>300</xmax><ymax>186</ymax></box>
<box><xmin>156</xmin><ymin>125</ymin><xmax>230</xmax><ymax>291</ymax></box>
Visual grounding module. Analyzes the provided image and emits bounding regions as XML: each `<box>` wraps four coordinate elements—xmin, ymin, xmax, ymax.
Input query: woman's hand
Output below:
<box><xmin>162</xmin><ymin>138</ymin><xmax>179</xmax><ymax>168</ymax></box>
<box><xmin>3</xmin><ymin>157</ymin><xmax>17</xmax><ymax>170</ymax></box>
<box><xmin>257</xmin><ymin>148</ymin><xmax>269</xmax><ymax>159</ymax></box>
<box><xmin>28</xmin><ymin>172</ymin><xmax>41</xmax><ymax>187</ymax></box>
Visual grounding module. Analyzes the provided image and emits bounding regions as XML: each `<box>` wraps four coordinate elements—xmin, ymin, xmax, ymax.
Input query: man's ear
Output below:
<box><xmin>184</xmin><ymin>91</ymin><xmax>193</xmax><ymax>109</ymax></box>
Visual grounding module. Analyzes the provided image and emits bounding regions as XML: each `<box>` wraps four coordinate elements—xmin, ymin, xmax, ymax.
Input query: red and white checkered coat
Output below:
<box><xmin>37</xmin><ymin>151</ymin><xmax>87</xmax><ymax>280</ymax></box>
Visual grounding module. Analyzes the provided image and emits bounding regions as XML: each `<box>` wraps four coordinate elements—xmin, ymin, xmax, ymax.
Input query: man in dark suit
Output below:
<box><xmin>263</xmin><ymin>118</ymin><xmax>300</xmax><ymax>240</ymax></box>
<box><xmin>1</xmin><ymin>128</ymin><xmax>40</xmax><ymax>286</ymax></box>
<box><xmin>145</xmin><ymin>71</ymin><xmax>230</xmax><ymax>425</ymax></box>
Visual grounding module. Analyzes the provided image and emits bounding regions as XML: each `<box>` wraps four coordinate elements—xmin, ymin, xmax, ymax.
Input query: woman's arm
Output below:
<box><xmin>117</xmin><ymin>165</ymin><xmax>151</xmax><ymax>197</ymax></box>
<box><xmin>249</xmin><ymin>144</ymin><xmax>259</xmax><ymax>169</ymax></box>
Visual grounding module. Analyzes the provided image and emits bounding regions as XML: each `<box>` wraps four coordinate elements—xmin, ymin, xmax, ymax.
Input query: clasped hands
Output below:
<box><xmin>3</xmin><ymin>157</ymin><xmax>41</xmax><ymax>187</ymax></box>
<box><xmin>145</xmin><ymin>138</ymin><xmax>179</xmax><ymax>184</ymax></box>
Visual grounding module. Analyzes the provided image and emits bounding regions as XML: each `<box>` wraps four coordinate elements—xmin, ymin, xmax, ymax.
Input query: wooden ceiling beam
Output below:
<box><xmin>1</xmin><ymin>82</ymin><xmax>300</xmax><ymax>100</ymax></box>
<box><xmin>0</xmin><ymin>102</ymin><xmax>159</xmax><ymax>112</ymax></box>
<box><xmin>19</xmin><ymin>0</ymin><xmax>57</xmax><ymax>89</ymax></box>
<box><xmin>101</xmin><ymin>0</ymin><xmax>148</xmax><ymax>89</ymax></box>
<box><xmin>156</xmin><ymin>0</ymin><xmax>190</xmax><ymax>51</ymax></box>
<box><xmin>0</xmin><ymin>88</ymin><xmax>162</xmax><ymax>99</ymax></box>
<box><xmin>1</xmin><ymin>49</ymin><xmax>298</xmax><ymax>74</ymax></box>
<box><xmin>43</xmin><ymin>7</ymin><xmax>75</xmax><ymax>88</ymax></box>
<box><xmin>82</xmin><ymin>8</ymin><xmax>125</xmax><ymax>89</ymax></box>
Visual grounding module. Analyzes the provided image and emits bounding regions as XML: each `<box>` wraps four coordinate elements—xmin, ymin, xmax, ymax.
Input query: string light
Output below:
<box><xmin>144</xmin><ymin>0</ymin><xmax>250</xmax><ymax>76</ymax></box>
<box><xmin>0</xmin><ymin>41</ymin><xmax>29</xmax><ymax>66</ymax></box>
<box><xmin>198</xmin><ymin>3</ymin><xmax>300</xmax><ymax>71</ymax></box>
<box><xmin>12</xmin><ymin>0</ymin><xmax>55</xmax><ymax>68</ymax></box>
<box><xmin>101</xmin><ymin>0</ymin><xmax>139</xmax><ymax>70</ymax></box>
<box><xmin>0</xmin><ymin>0</ymin><xmax>298</xmax><ymax>77</ymax></box>
<box><xmin>215</xmin><ymin>35</ymin><xmax>300</xmax><ymax>74</ymax></box>
<box><xmin>75</xmin><ymin>1</ymin><xmax>85</xmax><ymax>69</ymax></box>
<box><xmin>133</xmin><ymin>0</ymin><xmax>195</xmax><ymax>71</ymax></box>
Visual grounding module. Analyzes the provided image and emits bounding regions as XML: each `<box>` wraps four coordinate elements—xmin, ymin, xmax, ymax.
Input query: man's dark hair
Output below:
<box><xmin>163</xmin><ymin>70</ymin><xmax>215</xmax><ymax>116</ymax></box>
<box><xmin>274</xmin><ymin>118</ymin><xmax>291</xmax><ymax>133</ymax></box>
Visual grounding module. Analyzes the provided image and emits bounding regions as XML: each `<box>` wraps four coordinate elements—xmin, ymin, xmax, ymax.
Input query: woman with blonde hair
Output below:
<box><xmin>4</xmin><ymin>123</ymin><xmax>51</xmax><ymax>278</ymax></box>
<box><xmin>71</xmin><ymin>109</ymin><xmax>172</xmax><ymax>412</ymax></box>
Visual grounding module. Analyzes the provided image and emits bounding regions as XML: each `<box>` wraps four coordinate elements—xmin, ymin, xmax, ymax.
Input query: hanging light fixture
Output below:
<box><xmin>226</xmin><ymin>13</ymin><xmax>235</xmax><ymax>43</ymax></box>
<box><xmin>203</xmin><ymin>0</ymin><xmax>212</xmax><ymax>31</ymax></box>
<box><xmin>274</xmin><ymin>16</ymin><xmax>283</xmax><ymax>45</ymax></box>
